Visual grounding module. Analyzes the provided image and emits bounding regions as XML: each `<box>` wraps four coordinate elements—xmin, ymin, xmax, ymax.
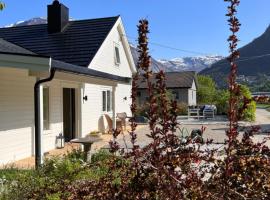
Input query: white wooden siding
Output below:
<box><xmin>115</xmin><ymin>83</ymin><xmax>132</xmax><ymax>117</ymax></box>
<box><xmin>81</xmin><ymin>83</ymin><xmax>113</xmax><ymax>135</ymax></box>
<box><xmin>0</xmin><ymin>68</ymin><xmax>35</xmax><ymax>164</ymax></box>
<box><xmin>42</xmin><ymin>79</ymin><xmax>64</xmax><ymax>152</ymax></box>
<box><xmin>89</xmin><ymin>23</ymin><xmax>133</xmax><ymax>78</ymax></box>
<box><xmin>0</xmin><ymin>67</ymin><xmax>79</xmax><ymax>165</ymax></box>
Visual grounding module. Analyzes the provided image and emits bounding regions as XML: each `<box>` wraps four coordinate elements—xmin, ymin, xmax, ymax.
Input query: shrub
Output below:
<box><xmin>239</xmin><ymin>85</ymin><xmax>256</xmax><ymax>121</ymax></box>
<box><xmin>176</xmin><ymin>102</ymin><xmax>188</xmax><ymax>115</ymax></box>
<box><xmin>0</xmin><ymin>149</ymin><xmax>114</xmax><ymax>200</ymax></box>
<box><xmin>215</xmin><ymin>89</ymin><xmax>229</xmax><ymax>115</ymax></box>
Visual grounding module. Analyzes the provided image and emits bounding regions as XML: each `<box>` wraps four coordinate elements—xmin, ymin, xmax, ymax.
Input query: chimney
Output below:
<box><xmin>47</xmin><ymin>0</ymin><xmax>69</xmax><ymax>33</ymax></box>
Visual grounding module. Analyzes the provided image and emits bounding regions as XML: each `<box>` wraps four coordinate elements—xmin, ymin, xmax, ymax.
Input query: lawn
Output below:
<box><xmin>256</xmin><ymin>103</ymin><xmax>270</xmax><ymax>109</ymax></box>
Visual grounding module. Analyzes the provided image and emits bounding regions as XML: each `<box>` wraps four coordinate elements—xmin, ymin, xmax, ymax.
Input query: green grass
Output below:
<box><xmin>256</xmin><ymin>103</ymin><xmax>270</xmax><ymax>109</ymax></box>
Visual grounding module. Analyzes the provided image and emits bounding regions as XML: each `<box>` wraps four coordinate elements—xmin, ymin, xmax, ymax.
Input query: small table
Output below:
<box><xmin>71</xmin><ymin>136</ymin><xmax>102</xmax><ymax>162</ymax></box>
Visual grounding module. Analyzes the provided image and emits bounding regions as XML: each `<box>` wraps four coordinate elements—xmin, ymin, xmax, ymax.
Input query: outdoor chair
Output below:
<box><xmin>203</xmin><ymin>105</ymin><xmax>216</xmax><ymax>119</ymax></box>
<box><xmin>104</xmin><ymin>114</ymin><xmax>122</xmax><ymax>134</ymax></box>
<box><xmin>116</xmin><ymin>112</ymin><xmax>131</xmax><ymax>130</ymax></box>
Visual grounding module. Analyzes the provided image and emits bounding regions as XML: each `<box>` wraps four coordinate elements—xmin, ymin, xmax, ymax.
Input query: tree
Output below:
<box><xmin>197</xmin><ymin>75</ymin><xmax>217</xmax><ymax>104</ymax></box>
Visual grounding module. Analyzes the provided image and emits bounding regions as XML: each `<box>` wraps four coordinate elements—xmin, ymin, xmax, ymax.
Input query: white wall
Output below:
<box><xmin>89</xmin><ymin>22</ymin><xmax>133</xmax><ymax>78</ymax></box>
<box><xmin>115</xmin><ymin>83</ymin><xmax>132</xmax><ymax>117</ymax></box>
<box><xmin>0</xmin><ymin>67</ymin><xmax>79</xmax><ymax>165</ymax></box>
<box><xmin>81</xmin><ymin>83</ymin><xmax>113</xmax><ymax>135</ymax></box>
<box><xmin>188</xmin><ymin>80</ymin><xmax>197</xmax><ymax>106</ymax></box>
<box><xmin>0</xmin><ymin>68</ymin><xmax>35</xmax><ymax>164</ymax></box>
<box><xmin>42</xmin><ymin>79</ymin><xmax>65</xmax><ymax>152</ymax></box>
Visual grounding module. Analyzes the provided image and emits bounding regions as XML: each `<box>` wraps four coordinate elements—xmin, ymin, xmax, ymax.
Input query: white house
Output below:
<box><xmin>0</xmin><ymin>1</ymin><xmax>136</xmax><ymax>165</ymax></box>
<box><xmin>137</xmin><ymin>71</ymin><xmax>197</xmax><ymax>106</ymax></box>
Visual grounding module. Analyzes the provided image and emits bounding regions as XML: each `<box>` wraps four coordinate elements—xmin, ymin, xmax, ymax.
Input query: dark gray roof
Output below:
<box><xmin>0</xmin><ymin>16</ymin><xmax>119</xmax><ymax>67</ymax></box>
<box><xmin>0</xmin><ymin>38</ymin><xmax>36</xmax><ymax>55</ymax></box>
<box><xmin>51</xmin><ymin>59</ymin><xmax>131</xmax><ymax>83</ymax></box>
<box><xmin>138</xmin><ymin>71</ymin><xmax>197</xmax><ymax>89</ymax></box>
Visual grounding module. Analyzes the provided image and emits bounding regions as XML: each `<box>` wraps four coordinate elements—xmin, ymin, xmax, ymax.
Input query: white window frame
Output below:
<box><xmin>114</xmin><ymin>42</ymin><xmax>121</xmax><ymax>66</ymax></box>
<box><xmin>102</xmin><ymin>90</ymin><xmax>112</xmax><ymax>112</ymax></box>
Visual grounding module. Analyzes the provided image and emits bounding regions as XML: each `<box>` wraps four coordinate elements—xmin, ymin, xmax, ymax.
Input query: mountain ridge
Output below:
<box><xmin>201</xmin><ymin>25</ymin><xmax>270</xmax><ymax>87</ymax></box>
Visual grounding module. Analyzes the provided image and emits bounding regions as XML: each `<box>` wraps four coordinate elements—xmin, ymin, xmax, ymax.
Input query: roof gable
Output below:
<box><xmin>0</xmin><ymin>16</ymin><xmax>119</xmax><ymax>67</ymax></box>
<box><xmin>89</xmin><ymin>17</ymin><xmax>136</xmax><ymax>77</ymax></box>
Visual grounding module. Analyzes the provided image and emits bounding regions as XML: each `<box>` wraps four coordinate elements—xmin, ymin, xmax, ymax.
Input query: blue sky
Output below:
<box><xmin>0</xmin><ymin>0</ymin><xmax>270</xmax><ymax>60</ymax></box>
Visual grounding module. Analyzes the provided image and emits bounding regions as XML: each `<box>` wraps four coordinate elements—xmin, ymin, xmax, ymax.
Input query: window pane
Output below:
<box><xmin>43</xmin><ymin>87</ymin><xmax>49</xmax><ymax>130</ymax></box>
<box><xmin>102</xmin><ymin>91</ymin><xmax>106</xmax><ymax>111</ymax></box>
<box><xmin>107</xmin><ymin>91</ymin><xmax>111</xmax><ymax>112</ymax></box>
<box><xmin>115</xmin><ymin>46</ymin><xmax>120</xmax><ymax>64</ymax></box>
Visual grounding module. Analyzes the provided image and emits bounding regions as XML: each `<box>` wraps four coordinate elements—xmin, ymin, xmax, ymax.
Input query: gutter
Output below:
<box><xmin>34</xmin><ymin>58</ymin><xmax>55</xmax><ymax>169</ymax></box>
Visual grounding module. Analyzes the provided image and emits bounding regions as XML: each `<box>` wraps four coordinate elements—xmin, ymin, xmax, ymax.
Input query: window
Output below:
<box><xmin>114</xmin><ymin>45</ymin><xmax>121</xmax><ymax>65</ymax></box>
<box><xmin>102</xmin><ymin>90</ymin><xmax>112</xmax><ymax>112</ymax></box>
<box><xmin>172</xmin><ymin>90</ymin><xmax>179</xmax><ymax>100</ymax></box>
<box><xmin>43</xmin><ymin>87</ymin><xmax>50</xmax><ymax>130</ymax></box>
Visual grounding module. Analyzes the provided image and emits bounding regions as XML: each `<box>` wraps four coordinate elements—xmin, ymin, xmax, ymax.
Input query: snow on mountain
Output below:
<box><xmin>4</xmin><ymin>17</ymin><xmax>47</xmax><ymax>27</ymax></box>
<box><xmin>158</xmin><ymin>55</ymin><xmax>223</xmax><ymax>72</ymax></box>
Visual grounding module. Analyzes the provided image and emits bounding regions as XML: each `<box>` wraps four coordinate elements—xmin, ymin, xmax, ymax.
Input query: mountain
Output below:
<box><xmin>201</xmin><ymin>25</ymin><xmax>270</xmax><ymax>87</ymax></box>
<box><xmin>158</xmin><ymin>55</ymin><xmax>223</xmax><ymax>72</ymax></box>
<box><xmin>4</xmin><ymin>17</ymin><xmax>47</xmax><ymax>27</ymax></box>
<box><xmin>130</xmin><ymin>45</ymin><xmax>169</xmax><ymax>72</ymax></box>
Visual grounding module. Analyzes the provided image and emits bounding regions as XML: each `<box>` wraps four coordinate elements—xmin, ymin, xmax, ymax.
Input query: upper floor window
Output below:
<box><xmin>114</xmin><ymin>44</ymin><xmax>121</xmax><ymax>65</ymax></box>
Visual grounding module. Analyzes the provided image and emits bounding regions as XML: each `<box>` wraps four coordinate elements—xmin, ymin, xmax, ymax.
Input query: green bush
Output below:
<box><xmin>215</xmin><ymin>89</ymin><xmax>229</xmax><ymax>115</ymax></box>
<box><xmin>240</xmin><ymin>85</ymin><xmax>256</xmax><ymax>121</ymax></box>
<box><xmin>176</xmin><ymin>103</ymin><xmax>188</xmax><ymax>115</ymax></box>
<box><xmin>0</xmin><ymin>149</ymin><xmax>114</xmax><ymax>200</ymax></box>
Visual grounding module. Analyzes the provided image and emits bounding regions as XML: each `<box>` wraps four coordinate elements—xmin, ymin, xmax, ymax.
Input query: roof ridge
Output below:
<box><xmin>71</xmin><ymin>15</ymin><xmax>120</xmax><ymax>23</ymax></box>
<box><xmin>0</xmin><ymin>16</ymin><xmax>120</xmax><ymax>30</ymax></box>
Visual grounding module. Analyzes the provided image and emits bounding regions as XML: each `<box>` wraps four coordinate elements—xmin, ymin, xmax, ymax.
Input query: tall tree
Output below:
<box><xmin>197</xmin><ymin>75</ymin><xmax>216</xmax><ymax>104</ymax></box>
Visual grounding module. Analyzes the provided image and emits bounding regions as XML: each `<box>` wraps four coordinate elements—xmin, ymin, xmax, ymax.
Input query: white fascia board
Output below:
<box><xmin>89</xmin><ymin>17</ymin><xmax>137</xmax><ymax>75</ymax></box>
<box><xmin>0</xmin><ymin>54</ymin><xmax>50</xmax><ymax>72</ymax></box>
<box><xmin>117</xmin><ymin>17</ymin><xmax>137</xmax><ymax>74</ymax></box>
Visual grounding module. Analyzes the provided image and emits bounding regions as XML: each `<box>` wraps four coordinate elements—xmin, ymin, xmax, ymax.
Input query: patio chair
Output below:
<box><xmin>116</xmin><ymin>112</ymin><xmax>131</xmax><ymax>130</ymax></box>
<box><xmin>104</xmin><ymin>114</ymin><xmax>122</xmax><ymax>134</ymax></box>
<box><xmin>203</xmin><ymin>105</ymin><xmax>216</xmax><ymax>119</ymax></box>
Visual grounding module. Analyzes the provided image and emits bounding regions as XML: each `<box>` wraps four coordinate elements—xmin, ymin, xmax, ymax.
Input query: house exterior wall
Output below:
<box><xmin>89</xmin><ymin>21</ymin><xmax>133</xmax><ymax>79</ymax></box>
<box><xmin>115</xmin><ymin>83</ymin><xmax>132</xmax><ymax>117</ymax></box>
<box><xmin>0</xmin><ymin>67</ymin><xmax>81</xmax><ymax>165</ymax></box>
<box><xmin>81</xmin><ymin>83</ymin><xmax>113</xmax><ymax>136</ymax></box>
<box><xmin>0</xmin><ymin>67</ymin><xmax>36</xmax><ymax>164</ymax></box>
<box><xmin>137</xmin><ymin>86</ymin><xmax>197</xmax><ymax>107</ymax></box>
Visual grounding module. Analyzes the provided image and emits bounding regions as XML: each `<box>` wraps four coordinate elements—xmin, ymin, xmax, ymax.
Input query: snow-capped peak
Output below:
<box><xmin>158</xmin><ymin>55</ymin><xmax>223</xmax><ymax>72</ymax></box>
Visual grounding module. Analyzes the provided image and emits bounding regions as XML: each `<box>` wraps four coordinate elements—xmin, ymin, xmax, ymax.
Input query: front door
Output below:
<box><xmin>63</xmin><ymin>88</ymin><xmax>76</xmax><ymax>142</ymax></box>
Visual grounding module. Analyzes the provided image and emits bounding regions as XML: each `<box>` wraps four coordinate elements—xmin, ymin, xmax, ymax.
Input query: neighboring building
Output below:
<box><xmin>0</xmin><ymin>1</ymin><xmax>136</xmax><ymax>165</ymax></box>
<box><xmin>137</xmin><ymin>71</ymin><xmax>197</xmax><ymax>106</ymax></box>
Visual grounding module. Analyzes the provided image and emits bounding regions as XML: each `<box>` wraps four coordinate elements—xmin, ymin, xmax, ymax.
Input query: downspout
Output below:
<box><xmin>34</xmin><ymin>58</ymin><xmax>55</xmax><ymax>169</ymax></box>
